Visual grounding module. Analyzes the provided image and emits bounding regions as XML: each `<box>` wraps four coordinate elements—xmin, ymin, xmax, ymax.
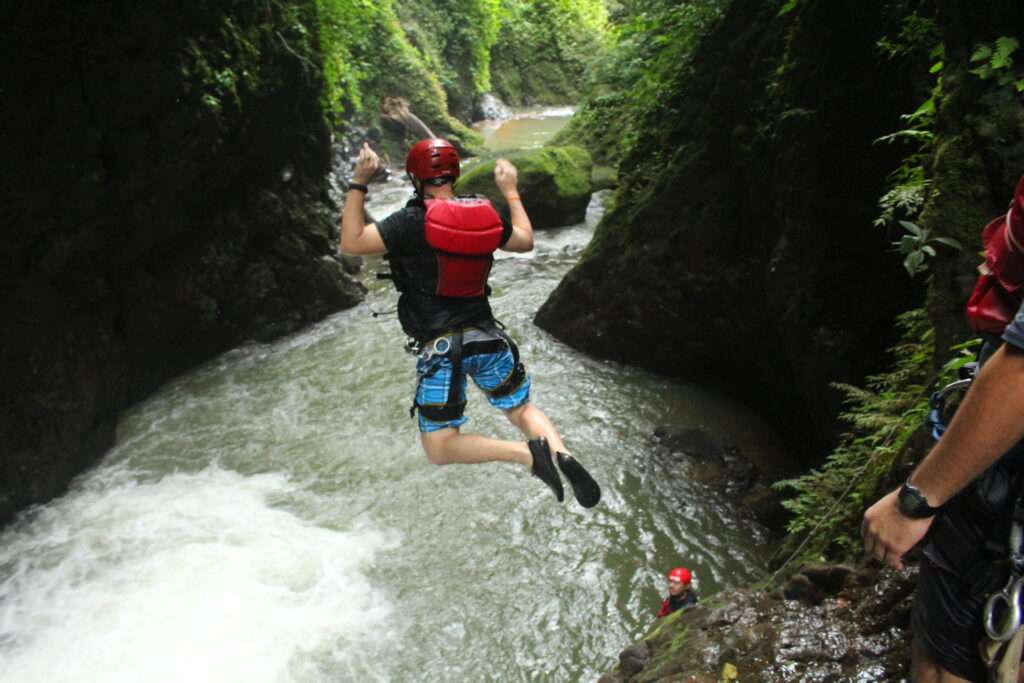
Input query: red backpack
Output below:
<box><xmin>423</xmin><ymin>198</ymin><xmax>505</xmax><ymax>298</ymax></box>
<box><xmin>966</xmin><ymin>176</ymin><xmax>1024</xmax><ymax>335</ymax></box>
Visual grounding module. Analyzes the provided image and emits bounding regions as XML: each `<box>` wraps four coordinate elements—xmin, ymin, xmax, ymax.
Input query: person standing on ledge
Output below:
<box><xmin>339</xmin><ymin>138</ymin><xmax>601</xmax><ymax>508</ymax></box>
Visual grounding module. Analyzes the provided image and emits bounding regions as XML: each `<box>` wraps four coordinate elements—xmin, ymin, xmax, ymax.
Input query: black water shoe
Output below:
<box><xmin>529</xmin><ymin>437</ymin><xmax>564</xmax><ymax>502</ymax></box>
<box><xmin>556</xmin><ymin>453</ymin><xmax>601</xmax><ymax>508</ymax></box>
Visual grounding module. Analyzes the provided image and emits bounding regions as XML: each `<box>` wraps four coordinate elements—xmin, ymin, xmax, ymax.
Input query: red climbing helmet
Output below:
<box><xmin>667</xmin><ymin>567</ymin><xmax>692</xmax><ymax>584</ymax></box>
<box><xmin>406</xmin><ymin>138</ymin><xmax>461</xmax><ymax>184</ymax></box>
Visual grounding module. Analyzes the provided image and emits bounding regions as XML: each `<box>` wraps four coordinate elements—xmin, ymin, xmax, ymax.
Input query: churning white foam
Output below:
<box><xmin>0</xmin><ymin>467</ymin><xmax>399</xmax><ymax>683</ymax></box>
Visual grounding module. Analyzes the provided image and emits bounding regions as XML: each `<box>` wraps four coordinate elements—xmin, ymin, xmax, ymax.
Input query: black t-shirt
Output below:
<box><xmin>377</xmin><ymin>200</ymin><xmax>513</xmax><ymax>340</ymax></box>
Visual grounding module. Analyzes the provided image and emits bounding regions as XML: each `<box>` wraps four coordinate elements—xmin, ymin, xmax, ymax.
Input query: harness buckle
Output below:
<box><xmin>413</xmin><ymin>333</ymin><xmax>455</xmax><ymax>362</ymax></box>
<box><xmin>432</xmin><ymin>336</ymin><xmax>451</xmax><ymax>356</ymax></box>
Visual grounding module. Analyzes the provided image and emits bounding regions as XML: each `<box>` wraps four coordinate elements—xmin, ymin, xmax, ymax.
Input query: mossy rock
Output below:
<box><xmin>457</xmin><ymin>146</ymin><xmax>593</xmax><ymax>229</ymax></box>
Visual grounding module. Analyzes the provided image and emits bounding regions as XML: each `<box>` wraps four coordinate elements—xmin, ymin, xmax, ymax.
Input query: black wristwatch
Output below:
<box><xmin>898</xmin><ymin>481</ymin><xmax>941</xmax><ymax>518</ymax></box>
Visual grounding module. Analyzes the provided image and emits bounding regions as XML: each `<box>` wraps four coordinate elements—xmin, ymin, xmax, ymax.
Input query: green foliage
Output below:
<box><xmin>396</xmin><ymin>0</ymin><xmax>503</xmax><ymax>114</ymax></box>
<box><xmin>313</xmin><ymin>0</ymin><xmax>382</xmax><ymax>118</ymax></box>
<box><xmin>892</xmin><ymin>220</ymin><xmax>963</xmax><ymax>278</ymax></box>
<box><xmin>552</xmin><ymin>0</ymin><xmax>726</xmax><ymax>164</ymax></box>
<box><xmin>313</xmin><ymin>0</ymin><xmax>606</xmax><ymax>150</ymax></box>
<box><xmin>181</xmin><ymin>8</ymin><xmax>291</xmax><ymax>118</ymax></box>
<box><xmin>971</xmin><ymin>36</ymin><xmax>1024</xmax><ymax>92</ymax></box>
<box><xmin>877</xmin><ymin>10</ymin><xmax>940</xmax><ymax>59</ymax></box>
<box><xmin>490</xmin><ymin>0</ymin><xmax>610</xmax><ymax>106</ymax></box>
<box><xmin>313</xmin><ymin>0</ymin><xmax>483</xmax><ymax>150</ymax></box>
<box><xmin>773</xmin><ymin>309</ymin><xmax>940</xmax><ymax>565</ymax></box>
<box><xmin>873</xmin><ymin>12</ymin><xmax>947</xmax><ymax>274</ymax></box>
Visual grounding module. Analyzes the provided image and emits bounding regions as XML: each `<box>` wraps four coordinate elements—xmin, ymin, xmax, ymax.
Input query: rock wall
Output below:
<box><xmin>0</xmin><ymin>1</ymin><xmax>364</xmax><ymax>523</ymax></box>
<box><xmin>535</xmin><ymin>0</ymin><xmax>930</xmax><ymax>463</ymax></box>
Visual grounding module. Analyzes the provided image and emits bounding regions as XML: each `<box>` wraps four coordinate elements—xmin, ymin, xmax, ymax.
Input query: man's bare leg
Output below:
<box><xmin>911</xmin><ymin>642</ymin><xmax>970</xmax><ymax>683</ymax></box>
<box><xmin>420</xmin><ymin>427</ymin><xmax>531</xmax><ymax>467</ymax></box>
<box><xmin>505</xmin><ymin>402</ymin><xmax>601</xmax><ymax>507</ymax></box>
<box><xmin>504</xmin><ymin>403</ymin><xmax>568</xmax><ymax>454</ymax></box>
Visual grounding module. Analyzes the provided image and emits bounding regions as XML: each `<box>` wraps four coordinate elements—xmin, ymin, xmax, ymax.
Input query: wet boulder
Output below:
<box><xmin>457</xmin><ymin>146</ymin><xmax>593</xmax><ymax>229</ymax></box>
<box><xmin>600</xmin><ymin>566</ymin><xmax>917</xmax><ymax>682</ymax></box>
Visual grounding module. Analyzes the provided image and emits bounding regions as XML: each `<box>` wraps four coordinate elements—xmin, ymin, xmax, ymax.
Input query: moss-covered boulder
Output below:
<box><xmin>458</xmin><ymin>146</ymin><xmax>594</xmax><ymax>229</ymax></box>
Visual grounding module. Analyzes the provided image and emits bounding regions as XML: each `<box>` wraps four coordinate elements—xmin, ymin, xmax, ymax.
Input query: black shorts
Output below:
<box><xmin>912</xmin><ymin>461</ymin><xmax>1022</xmax><ymax>682</ymax></box>
<box><xmin>911</xmin><ymin>555</ymin><xmax>989</xmax><ymax>681</ymax></box>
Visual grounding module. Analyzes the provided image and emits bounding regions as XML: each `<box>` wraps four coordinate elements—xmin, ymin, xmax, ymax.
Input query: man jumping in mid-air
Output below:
<box><xmin>340</xmin><ymin>138</ymin><xmax>600</xmax><ymax>508</ymax></box>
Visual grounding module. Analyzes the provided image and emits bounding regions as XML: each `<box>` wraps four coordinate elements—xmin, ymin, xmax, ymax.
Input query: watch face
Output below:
<box><xmin>899</xmin><ymin>483</ymin><xmax>934</xmax><ymax>518</ymax></box>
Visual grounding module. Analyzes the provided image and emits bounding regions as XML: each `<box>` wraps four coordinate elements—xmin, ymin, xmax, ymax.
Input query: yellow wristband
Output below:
<box><xmin>505</xmin><ymin>195</ymin><xmax>521</xmax><ymax>202</ymax></box>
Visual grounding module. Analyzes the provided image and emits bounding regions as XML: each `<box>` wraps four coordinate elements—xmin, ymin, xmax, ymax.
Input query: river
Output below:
<box><xmin>0</xmin><ymin>109</ymin><xmax>785</xmax><ymax>682</ymax></box>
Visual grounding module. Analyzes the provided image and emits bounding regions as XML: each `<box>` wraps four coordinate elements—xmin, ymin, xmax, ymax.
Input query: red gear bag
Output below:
<box><xmin>966</xmin><ymin>176</ymin><xmax>1024</xmax><ymax>335</ymax></box>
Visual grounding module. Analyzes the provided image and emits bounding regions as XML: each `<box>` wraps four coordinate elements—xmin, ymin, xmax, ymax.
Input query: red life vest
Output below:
<box><xmin>423</xmin><ymin>198</ymin><xmax>505</xmax><ymax>298</ymax></box>
<box><xmin>966</xmin><ymin>176</ymin><xmax>1024</xmax><ymax>335</ymax></box>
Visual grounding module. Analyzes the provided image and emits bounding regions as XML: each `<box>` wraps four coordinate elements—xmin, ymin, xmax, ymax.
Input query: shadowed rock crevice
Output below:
<box><xmin>1</xmin><ymin>1</ymin><xmax>364</xmax><ymax>523</ymax></box>
<box><xmin>535</xmin><ymin>0</ymin><xmax>924</xmax><ymax>464</ymax></box>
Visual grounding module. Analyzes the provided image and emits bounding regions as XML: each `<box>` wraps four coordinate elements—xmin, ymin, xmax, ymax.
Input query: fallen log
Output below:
<box><xmin>381</xmin><ymin>97</ymin><xmax>436</xmax><ymax>140</ymax></box>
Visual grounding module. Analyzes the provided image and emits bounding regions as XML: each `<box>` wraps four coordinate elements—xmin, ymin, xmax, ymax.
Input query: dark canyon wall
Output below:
<box><xmin>537</xmin><ymin>0</ymin><xmax>967</xmax><ymax>463</ymax></box>
<box><xmin>1</xmin><ymin>2</ymin><xmax>364</xmax><ymax>523</ymax></box>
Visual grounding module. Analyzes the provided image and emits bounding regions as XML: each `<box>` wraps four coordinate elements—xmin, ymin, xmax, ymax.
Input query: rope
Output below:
<box><xmin>766</xmin><ymin>420</ymin><xmax>903</xmax><ymax>586</ymax></box>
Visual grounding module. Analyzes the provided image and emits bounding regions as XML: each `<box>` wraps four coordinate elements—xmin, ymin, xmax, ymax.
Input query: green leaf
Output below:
<box><xmin>923</xmin><ymin>245</ymin><xmax>936</xmax><ymax>257</ymax></box>
<box><xmin>932</xmin><ymin>236</ymin><xmax>964</xmax><ymax>251</ymax></box>
<box><xmin>993</xmin><ymin>36</ymin><xmax>1020</xmax><ymax>69</ymax></box>
<box><xmin>900</xmin><ymin>235</ymin><xmax>917</xmax><ymax>253</ymax></box>
<box><xmin>905</xmin><ymin>250</ymin><xmax>925</xmax><ymax>275</ymax></box>
<box><xmin>929</xmin><ymin>60</ymin><xmax>943</xmax><ymax>74</ymax></box>
<box><xmin>899</xmin><ymin>220</ymin><xmax>923</xmax><ymax>236</ymax></box>
<box><xmin>971</xmin><ymin>44</ymin><xmax>993</xmax><ymax>62</ymax></box>
<box><xmin>777</xmin><ymin>0</ymin><xmax>799</xmax><ymax>17</ymax></box>
<box><xmin>902</xmin><ymin>97</ymin><xmax>935</xmax><ymax>127</ymax></box>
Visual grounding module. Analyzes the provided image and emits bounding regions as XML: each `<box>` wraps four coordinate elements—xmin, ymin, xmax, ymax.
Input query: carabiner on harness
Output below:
<box><xmin>984</xmin><ymin>497</ymin><xmax>1024</xmax><ymax>642</ymax></box>
<box><xmin>985</xmin><ymin>574</ymin><xmax>1024</xmax><ymax>642</ymax></box>
<box><xmin>927</xmin><ymin>375</ymin><xmax>976</xmax><ymax>440</ymax></box>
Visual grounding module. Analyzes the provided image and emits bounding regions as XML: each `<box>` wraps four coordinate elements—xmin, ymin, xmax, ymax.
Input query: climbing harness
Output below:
<box><xmin>926</xmin><ymin>363</ymin><xmax>978</xmax><ymax>440</ymax></box>
<box><xmin>407</xmin><ymin>322</ymin><xmax>527</xmax><ymax>423</ymax></box>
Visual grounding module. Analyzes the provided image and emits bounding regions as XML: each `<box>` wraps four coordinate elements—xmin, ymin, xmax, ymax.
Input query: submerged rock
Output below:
<box><xmin>457</xmin><ymin>146</ymin><xmax>593</xmax><ymax>229</ymax></box>
<box><xmin>650</xmin><ymin>425</ymin><xmax>791</xmax><ymax>532</ymax></box>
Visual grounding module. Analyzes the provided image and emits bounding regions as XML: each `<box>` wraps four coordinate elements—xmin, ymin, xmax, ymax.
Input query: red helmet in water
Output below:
<box><xmin>667</xmin><ymin>567</ymin><xmax>692</xmax><ymax>584</ymax></box>
<box><xmin>406</xmin><ymin>138</ymin><xmax>460</xmax><ymax>184</ymax></box>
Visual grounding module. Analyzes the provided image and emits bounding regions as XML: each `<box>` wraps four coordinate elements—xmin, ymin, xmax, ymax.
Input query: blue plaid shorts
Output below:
<box><xmin>414</xmin><ymin>329</ymin><xmax>531</xmax><ymax>433</ymax></box>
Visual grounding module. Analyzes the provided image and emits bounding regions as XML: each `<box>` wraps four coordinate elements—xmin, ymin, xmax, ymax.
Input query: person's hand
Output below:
<box><xmin>861</xmin><ymin>488</ymin><xmax>935</xmax><ymax>570</ymax></box>
<box><xmin>494</xmin><ymin>159</ymin><xmax>518</xmax><ymax>195</ymax></box>
<box><xmin>353</xmin><ymin>142</ymin><xmax>380</xmax><ymax>184</ymax></box>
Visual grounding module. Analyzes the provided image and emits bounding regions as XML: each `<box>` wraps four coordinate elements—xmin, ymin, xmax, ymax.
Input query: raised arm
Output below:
<box><xmin>340</xmin><ymin>143</ymin><xmax>387</xmax><ymax>256</ymax></box>
<box><xmin>494</xmin><ymin>159</ymin><xmax>534</xmax><ymax>253</ymax></box>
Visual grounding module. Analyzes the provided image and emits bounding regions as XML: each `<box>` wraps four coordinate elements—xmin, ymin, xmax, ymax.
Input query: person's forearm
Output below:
<box><xmin>505</xmin><ymin>194</ymin><xmax>532</xmax><ymax>235</ymax></box>
<box><xmin>339</xmin><ymin>188</ymin><xmax>367</xmax><ymax>254</ymax></box>
<box><xmin>910</xmin><ymin>344</ymin><xmax>1024</xmax><ymax>505</ymax></box>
